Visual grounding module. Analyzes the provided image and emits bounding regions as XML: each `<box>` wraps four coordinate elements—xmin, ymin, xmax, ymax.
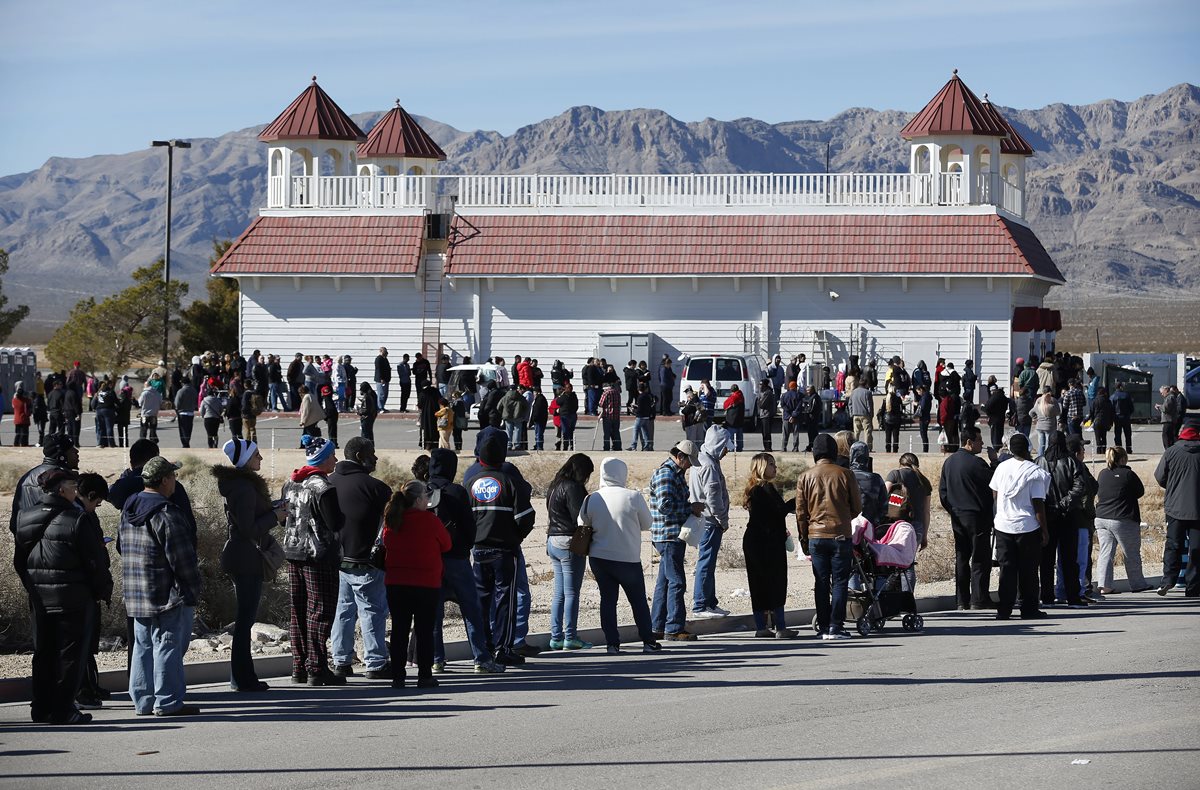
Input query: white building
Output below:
<box><xmin>214</xmin><ymin>72</ymin><xmax>1065</xmax><ymax>391</ymax></box>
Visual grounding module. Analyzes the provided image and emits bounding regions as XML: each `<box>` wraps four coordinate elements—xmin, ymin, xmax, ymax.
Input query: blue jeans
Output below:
<box><xmin>547</xmin><ymin>539</ymin><xmax>586</xmax><ymax>641</ymax></box>
<box><xmin>590</xmin><ymin>556</ymin><xmax>655</xmax><ymax>646</ymax></box>
<box><xmin>129</xmin><ymin>605</ymin><xmax>194</xmax><ymax>715</ymax></box>
<box><xmin>331</xmin><ymin>567</ymin><xmax>390</xmax><ymax>670</ymax></box>
<box><xmin>1055</xmin><ymin>528</ymin><xmax>1090</xmax><ymax>600</ymax></box>
<box><xmin>375</xmin><ymin>381</ymin><xmax>389</xmax><ymax>410</ymax></box>
<box><xmin>633</xmin><ymin>417</ymin><xmax>655</xmax><ymax>450</ymax></box>
<box><xmin>95</xmin><ymin>408</ymin><xmax>115</xmax><ymax>447</ymax></box>
<box><xmin>560</xmin><ymin>413</ymin><xmax>577</xmax><ymax>447</ymax></box>
<box><xmin>434</xmin><ymin>556</ymin><xmax>491</xmax><ymax>664</ymax></box>
<box><xmin>505</xmin><ymin>420</ymin><xmax>522</xmax><ymax>449</ymax></box>
<box><xmin>693</xmin><ymin>521</ymin><xmax>723</xmax><ymax>612</ymax></box>
<box><xmin>1037</xmin><ymin>429</ymin><xmax>1051</xmax><ymax>457</ymax></box>
<box><xmin>651</xmin><ymin>540</ymin><xmax>688</xmax><ymax>634</ymax></box>
<box><xmin>514</xmin><ymin>546</ymin><xmax>531</xmax><ymax>645</ymax></box>
<box><xmin>230</xmin><ymin>574</ymin><xmax>263</xmax><ymax>688</ymax></box>
<box><xmin>269</xmin><ymin>383</ymin><xmax>286</xmax><ymax>411</ymax></box>
<box><xmin>727</xmin><ymin>426</ymin><xmax>744</xmax><ymax>452</ymax></box>
<box><xmin>810</xmin><ymin>538</ymin><xmax>852</xmax><ymax>634</ymax></box>
<box><xmin>752</xmin><ymin>606</ymin><xmax>787</xmax><ymax>631</ymax></box>
<box><xmin>585</xmin><ymin>386</ymin><xmax>599</xmax><ymax>415</ymax></box>
<box><xmin>532</xmin><ymin>422</ymin><xmax>545</xmax><ymax>450</ymax></box>
<box><xmin>473</xmin><ymin>547</ymin><xmax>519</xmax><ymax>656</ymax></box>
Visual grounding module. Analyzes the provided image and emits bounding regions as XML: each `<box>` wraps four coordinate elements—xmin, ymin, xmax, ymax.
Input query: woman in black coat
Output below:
<box><xmin>742</xmin><ymin>453</ymin><xmax>797</xmax><ymax>638</ymax></box>
<box><xmin>215</xmin><ymin>438</ymin><xmax>286</xmax><ymax>692</ymax></box>
<box><xmin>1088</xmin><ymin>387</ymin><xmax>1116</xmax><ymax>454</ymax></box>
<box><xmin>356</xmin><ymin>381</ymin><xmax>379</xmax><ymax>442</ymax></box>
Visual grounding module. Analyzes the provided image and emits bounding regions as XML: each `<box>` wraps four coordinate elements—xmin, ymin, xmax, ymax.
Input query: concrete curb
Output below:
<box><xmin>0</xmin><ymin>580</ymin><xmax>1162</xmax><ymax>704</ymax></box>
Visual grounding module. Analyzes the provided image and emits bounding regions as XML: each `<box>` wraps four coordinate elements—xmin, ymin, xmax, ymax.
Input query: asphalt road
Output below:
<box><xmin>1</xmin><ymin>595</ymin><xmax>1196</xmax><ymax>790</ymax></box>
<box><xmin>4</xmin><ymin>409</ymin><xmax>1176</xmax><ymax>459</ymax></box>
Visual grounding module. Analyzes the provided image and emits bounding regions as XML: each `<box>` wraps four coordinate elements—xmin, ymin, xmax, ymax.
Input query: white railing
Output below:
<box><xmin>264</xmin><ymin>171</ymin><xmax>1024</xmax><ymax>216</ymax></box>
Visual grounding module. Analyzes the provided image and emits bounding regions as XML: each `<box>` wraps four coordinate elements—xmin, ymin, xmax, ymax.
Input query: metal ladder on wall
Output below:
<box><xmin>419</xmin><ymin>253</ymin><xmax>443</xmax><ymax>360</ymax></box>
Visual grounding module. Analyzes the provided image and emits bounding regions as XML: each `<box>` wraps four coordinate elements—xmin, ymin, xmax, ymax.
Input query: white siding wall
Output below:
<box><xmin>237</xmin><ymin>271</ymin><xmax>1034</xmax><ymax>398</ymax></box>
<box><xmin>239</xmin><ymin>277</ymin><xmax>426</xmax><ymax>364</ymax></box>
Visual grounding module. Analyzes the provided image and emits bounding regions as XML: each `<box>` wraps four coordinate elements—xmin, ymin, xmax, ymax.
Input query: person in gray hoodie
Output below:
<box><xmin>690</xmin><ymin>425</ymin><xmax>732</xmax><ymax>618</ymax></box>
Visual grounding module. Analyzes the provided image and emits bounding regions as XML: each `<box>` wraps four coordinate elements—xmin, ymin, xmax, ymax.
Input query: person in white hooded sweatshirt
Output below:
<box><xmin>579</xmin><ymin>457</ymin><xmax>663</xmax><ymax>654</ymax></box>
<box><xmin>691</xmin><ymin>425</ymin><xmax>732</xmax><ymax>618</ymax></box>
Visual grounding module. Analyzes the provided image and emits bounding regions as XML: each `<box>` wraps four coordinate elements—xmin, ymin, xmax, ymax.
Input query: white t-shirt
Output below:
<box><xmin>989</xmin><ymin>457</ymin><xmax>1050</xmax><ymax>534</ymax></box>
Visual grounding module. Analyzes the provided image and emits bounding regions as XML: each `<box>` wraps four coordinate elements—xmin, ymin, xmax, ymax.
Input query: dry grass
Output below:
<box><xmin>717</xmin><ymin>547</ymin><xmax>747</xmax><ymax>570</ymax></box>
<box><xmin>0</xmin><ymin>463</ymin><xmax>26</xmax><ymax>495</ymax></box>
<box><xmin>373</xmin><ymin>457</ymin><xmax>414</xmax><ymax>492</ymax></box>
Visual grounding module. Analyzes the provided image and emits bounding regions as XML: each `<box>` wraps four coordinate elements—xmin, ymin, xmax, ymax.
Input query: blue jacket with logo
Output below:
<box><xmin>463</xmin><ymin>429</ymin><xmax>535</xmax><ymax>549</ymax></box>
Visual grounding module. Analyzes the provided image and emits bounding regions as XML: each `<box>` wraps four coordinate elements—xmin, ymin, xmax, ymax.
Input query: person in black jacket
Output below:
<box><xmin>12</xmin><ymin>469</ymin><xmax>112</xmax><ymax>724</ymax></box>
<box><xmin>742</xmin><ymin>453</ymin><xmax>797</xmax><ymax>638</ymax></box>
<box><xmin>984</xmin><ymin>381</ymin><xmax>1009</xmax><ymax>450</ymax></box>
<box><xmin>556</xmin><ymin>381</ymin><xmax>579</xmax><ymax>450</ymax></box>
<box><xmin>1036</xmin><ymin>431</ymin><xmax>1089</xmax><ymax>607</ymax></box>
<box><xmin>373</xmin><ymin>347</ymin><xmax>391</xmax><ymax>413</ymax></box>
<box><xmin>356</xmin><ymin>381</ymin><xmax>379</xmax><ymax>442</ymax></box>
<box><xmin>12</xmin><ymin>435</ymin><xmax>80</xmax><ymax>528</ymax></box>
<box><xmin>1110</xmin><ymin>383</ymin><xmax>1135</xmax><ymax>451</ymax></box>
<box><xmin>287</xmin><ymin>353</ymin><xmax>305</xmax><ymax>412</ymax></box>
<box><xmin>320</xmin><ymin>385</ymin><xmax>339</xmax><ymax>447</ymax></box>
<box><xmin>1154</xmin><ymin>416</ymin><xmax>1200</xmax><ymax>596</ymax></box>
<box><xmin>328</xmin><ymin>438</ymin><xmax>393</xmax><ymax>679</ymax></box>
<box><xmin>464</xmin><ymin>429</ymin><xmax>535</xmax><ymax>665</ymax></box>
<box><xmin>529</xmin><ymin>389</ymin><xmax>549</xmax><ymax>451</ymax></box>
<box><xmin>425</xmin><ymin>449</ymin><xmax>501</xmax><ymax>674</ymax></box>
<box><xmin>657</xmin><ymin>357</ymin><xmax>677</xmax><ymax>416</ymax></box>
<box><xmin>545</xmin><ymin>454</ymin><xmax>594</xmax><ymax>650</ymax></box>
<box><xmin>215</xmin><ymin>438</ymin><xmax>286</xmax><ymax>692</ymax></box>
<box><xmin>757</xmin><ymin>380</ymin><xmax>776</xmax><ymax>452</ymax></box>
<box><xmin>939</xmin><ymin>426</ymin><xmax>998</xmax><ymax>609</ymax></box>
<box><xmin>343</xmin><ymin>355</ymin><xmax>358</xmax><ymax>412</ymax></box>
<box><xmin>915</xmin><ymin>385</ymin><xmax>933</xmax><ymax>453</ymax></box>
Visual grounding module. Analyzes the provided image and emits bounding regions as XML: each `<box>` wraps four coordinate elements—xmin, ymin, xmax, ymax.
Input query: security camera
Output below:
<box><xmin>829</xmin><ymin>290</ymin><xmax>840</xmax><ymax>301</ymax></box>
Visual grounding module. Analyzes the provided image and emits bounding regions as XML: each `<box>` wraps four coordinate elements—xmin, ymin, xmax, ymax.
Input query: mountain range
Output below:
<box><xmin>1</xmin><ymin>83</ymin><xmax>1197</xmax><ymax>340</ymax></box>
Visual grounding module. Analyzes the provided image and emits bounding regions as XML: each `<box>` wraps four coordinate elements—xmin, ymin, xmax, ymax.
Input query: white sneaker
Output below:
<box><xmin>706</xmin><ymin>606</ymin><xmax>731</xmax><ymax>617</ymax></box>
<box><xmin>822</xmin><ymin>630</ymin><xmax>852</xmax><ymax>641</ymax></box>
<box><xmin>691</xmin><ymin>609</ymin><xmax>720</xmax><ymax>620</ymax></box>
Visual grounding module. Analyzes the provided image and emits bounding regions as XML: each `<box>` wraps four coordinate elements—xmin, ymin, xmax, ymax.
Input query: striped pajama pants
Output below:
<box><xmin>288</xmin><ymin>560</ymin><xmax>339</xmax><ymax>674</ymax></box>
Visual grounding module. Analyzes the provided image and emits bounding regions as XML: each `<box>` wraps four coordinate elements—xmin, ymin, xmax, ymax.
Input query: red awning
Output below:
<box><xmin>1012</xmin><ymin>306</ymin><xmax>1041</xmax><ymax>332</ymax></box>
<box><xmin>1047</xmin><ymin>309</ymin><xmax>1062</xmax><ymax>331</ymax></box>
<box><xmin>1040</xmin><ymin>308</ymin><xmax>1053</xmax><ymax>332</ymax></box>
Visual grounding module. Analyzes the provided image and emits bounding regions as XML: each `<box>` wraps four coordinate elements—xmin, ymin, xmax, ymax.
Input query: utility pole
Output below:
<box><xmin>151</xmin><ymin>139</ymin><xmax>191</xmax><ymax>367</ymax></box>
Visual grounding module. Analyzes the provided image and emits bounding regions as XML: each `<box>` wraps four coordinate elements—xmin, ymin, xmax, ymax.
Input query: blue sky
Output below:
<box><xmin>0</xmin><ymin>0</ymin><xmax>1196</xmax><ymax>175</ymax></box>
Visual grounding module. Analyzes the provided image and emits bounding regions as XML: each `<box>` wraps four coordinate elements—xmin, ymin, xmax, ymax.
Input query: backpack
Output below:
<box><xmin>893</xmin><ymin>368</ymin><xmax>911</xmax><ymax>391</ymax></box>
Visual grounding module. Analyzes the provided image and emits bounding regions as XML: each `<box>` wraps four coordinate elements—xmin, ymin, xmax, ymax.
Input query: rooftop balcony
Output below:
<box><xmin>265</xmin><ymin>171</ymin><xmax>1024</xmax><ymax>218</ymax></box>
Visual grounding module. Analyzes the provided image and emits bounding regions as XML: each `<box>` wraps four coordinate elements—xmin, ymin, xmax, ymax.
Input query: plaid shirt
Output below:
<box><xmin>1064</xmin><ymin>387</ymin><xmax>1086</xmax><ymax>421</ymax></box>
<box><xmin>650</xmin><ymin>460</ymin><xmax>691</xmax><ymax>542</ymax></box>
<box><xmin>598</xmin><ymin>387</ymin><xmax>622</xmax><ymax>420</ymax></box>
<box><xmin>119</xmin><ymin>493</ymin><xmax>202</xmax><ymax>618</ymax></box>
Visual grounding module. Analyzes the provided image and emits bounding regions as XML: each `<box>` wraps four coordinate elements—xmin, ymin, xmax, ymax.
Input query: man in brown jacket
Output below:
<box><xmin>796</xmin><ymin>433</ymin><xmax>862</xmax><ymax>640</ymax></box>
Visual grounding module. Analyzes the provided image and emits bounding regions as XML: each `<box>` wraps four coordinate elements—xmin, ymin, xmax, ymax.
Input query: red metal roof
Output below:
<box><xmin>210</xmin><ymin>215</ymin><xmax>425</xmax><ymax>275</ymax></box>
<box><xmin>981</xmin><ymin>97</ymin><xmax>1035</xmax><ymax>156</ymax></box>
<box><xmin>900</xmin><ymin>71</ymin><xmax>1008</xmax><ymax>139</ymax></box>
<box><xmin>357</xmin><ymin>102</ymin><xmax>447</xmax><ymax>161</ymax></box>
<box><xmin>444</xmin><ymin>213</ymin><xmax>1065</xmax><ymax>282</ymax></box>
<box><xmin>258</xmin><ymin>78</ymin><xmax>366</xmax><ymax>143</ymax></box>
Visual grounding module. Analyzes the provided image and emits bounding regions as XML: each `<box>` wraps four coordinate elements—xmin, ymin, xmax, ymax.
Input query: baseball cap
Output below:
<box><xmin>673</xmin><ymin>440</ymin><xmax>700</xmax><ymax>466</ymax></box>
<box><xmin>141</xmin><ymin>456</ymin><xmax>182</xmax><ymax>485</ymax></box>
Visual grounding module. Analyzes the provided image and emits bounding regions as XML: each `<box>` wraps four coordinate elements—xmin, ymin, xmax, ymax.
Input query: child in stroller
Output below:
<box><xmin>815</xmin><ymin>486</ymin><xmax>924</xmax><ymax>636</ymax></box>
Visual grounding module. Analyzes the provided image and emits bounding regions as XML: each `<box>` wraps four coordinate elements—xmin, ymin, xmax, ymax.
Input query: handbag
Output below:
<box><xmin>568</xmin><ymin>494</ymin><xmax>594</xmax><ymax>557</ymax></box>
<box><xmin>258</xmin><ymin>536</ymin><xmax>286</xmax><ymax>581</ymax></box>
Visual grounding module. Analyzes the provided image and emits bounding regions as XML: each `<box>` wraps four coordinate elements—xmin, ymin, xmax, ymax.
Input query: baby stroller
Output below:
<box><xmin>811</xmin><ymin>509</ymin><xmax>923</xmax><ymax>636</ymax></box>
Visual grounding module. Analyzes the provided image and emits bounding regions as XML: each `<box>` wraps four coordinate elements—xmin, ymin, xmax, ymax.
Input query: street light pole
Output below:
<box><xmin>151</xmin><ymin>139</ymin><xmax>190</xmax><ymax>368</ymax></box>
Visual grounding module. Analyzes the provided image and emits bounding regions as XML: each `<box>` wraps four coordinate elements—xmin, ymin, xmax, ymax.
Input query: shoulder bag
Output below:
<box><xmin>369</xmin><ymin>519</ymin><xmax>387</xmax><ymax>570</ymax></box>
<box><xmin>568</xmin><ymin>493</ymin><xmax>594</xmax><ymax>557</ymax></box>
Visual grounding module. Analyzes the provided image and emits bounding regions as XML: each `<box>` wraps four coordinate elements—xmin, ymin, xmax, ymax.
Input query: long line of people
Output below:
<box><xmin>9</xmin><ymin>399</ymin><xmax>1199</xmax><ymax>725</ymax></box>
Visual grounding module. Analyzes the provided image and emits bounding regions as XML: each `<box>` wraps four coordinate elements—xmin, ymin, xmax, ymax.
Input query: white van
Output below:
<box><xmin>679</xmin><ymin>354</ymin><xmax>767</xmax><ymax>426</ymax></box>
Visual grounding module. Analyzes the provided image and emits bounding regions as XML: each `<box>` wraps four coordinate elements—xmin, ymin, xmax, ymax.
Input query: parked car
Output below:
<box><xmin>678</xmin><ymin>353</ymin><xmax>766</xmax><ymax>427</ymax></box>
<box><xmin>1185</xmin><ymin>363</ymin><xmax>1200</xmax><ymax>410</ymax></box>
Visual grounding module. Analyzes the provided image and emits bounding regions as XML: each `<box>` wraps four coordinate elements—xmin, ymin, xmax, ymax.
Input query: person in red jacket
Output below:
<box><xmin>12</xmin><ymin>386</ymin><xmax>32</xmax><ymax>447</ymax></box>
<box><xmin>383</xmin><ymin>480</ymin><xmax>451</xmax><ymax>690</ymax></box>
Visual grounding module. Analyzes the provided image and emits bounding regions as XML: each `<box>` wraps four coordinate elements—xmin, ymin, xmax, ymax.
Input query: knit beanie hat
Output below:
<box><xmin>223</xmin><ymin>438</ymin><xmax>259</xmax><ymax>468</ymax></box>
<box><xmin>301</xmin><ymin>434</ymin><xmax>335</xmax><ymax>467</ymax></box>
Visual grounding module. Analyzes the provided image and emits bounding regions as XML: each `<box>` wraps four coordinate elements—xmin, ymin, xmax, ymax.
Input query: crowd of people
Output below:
<box><xmin>9</xmin><ymin>389</ymin><xmax>1198</xmax><ymax>723</ymax></box>
<box><xmin>7</xmin><ymin>349</ymin><xmax>1191</xmax><ymax>465</ymax></box>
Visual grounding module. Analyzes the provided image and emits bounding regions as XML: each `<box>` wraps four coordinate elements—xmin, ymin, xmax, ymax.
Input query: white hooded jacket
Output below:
<box><xmin>579</xmin><ymin>457</ymin><xmax>652</xmax><ymax>563</ymax></box>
